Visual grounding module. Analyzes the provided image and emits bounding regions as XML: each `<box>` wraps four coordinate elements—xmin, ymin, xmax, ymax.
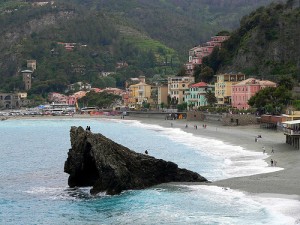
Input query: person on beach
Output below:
<box><xmin>271</xmin><ymin>147</ymin><xmax>274</xmax><ymax>153</ymax></box>
<box><xmin>270</xmin><ymin>159</ymin><xmax>274</xmax><ymax>166</ymax></box>
<box><xmin>262</xmin><ymin>146</ymin><xmax>266</xmax><ymax>154</ymax></box>
<box><xmin>185</xmin><ymin>124</ymin><xmax>188</xmax><ymax>128</ymax></box>
<box><xmin>274</xmin><ymin>160</ymin><xmax>277</xmax><ymax>166</ymax></box>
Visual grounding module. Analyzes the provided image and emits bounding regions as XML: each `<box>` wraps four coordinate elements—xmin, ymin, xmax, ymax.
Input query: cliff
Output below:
<box><xmin>64</xmin><ymin>126</ymin><xmax>208</xmax><ymax>195</ymax></box>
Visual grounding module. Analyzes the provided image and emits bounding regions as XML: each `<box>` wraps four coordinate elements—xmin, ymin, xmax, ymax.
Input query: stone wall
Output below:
<box><xmin>187</xmin><ymin>111</ymin><xmax>259</xmax><ymax>126</ymax></box>
<box><xmin>222</xmin><ymin>114</ymin><xmax>259</xmax><ymax>126</ymax></box>
<box><xmin>126</xmin><ymin>111</ymin><xmax>259</xmax><ymax>126</ymax></box>
<box><xmin>186</xmin><ymin>111</ymin><xmax>206</xmax><ymax>121</ymax></box>
<box><xmin>126</xmin><ymin>111</ymin><xmax>187</xmax><ymax>120</ymax></box>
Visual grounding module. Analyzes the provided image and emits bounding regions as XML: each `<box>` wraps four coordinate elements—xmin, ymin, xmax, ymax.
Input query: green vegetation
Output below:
<box><xmin>1</xmin><ymin>0</ymin><xmax>299</xmax><ymax>112</ymax></box>
<box><xmin>79</xmin><ymin>91</ymin><xmax>122</xmax><ymax>109</ymax></box>
<box><xmin>248</xmin><ymin>77</ymin><xmax>295</xmax><ymax>114</ymax></box>
<box><xmin>204</xmin><ymin>2</ymin><xmax>300</xmax><ymax>81</ymax></box>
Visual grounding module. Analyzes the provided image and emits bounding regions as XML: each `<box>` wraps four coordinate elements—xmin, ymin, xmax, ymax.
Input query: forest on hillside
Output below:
<box><xmin>0</xmin><ymin>0</ymin><xmax>286</xmax><ymax>98</ymax></box>
<box><xmin>201</xmin><ymin>0</ymin><xmax>300</xmax><ymax>82</ymax></box>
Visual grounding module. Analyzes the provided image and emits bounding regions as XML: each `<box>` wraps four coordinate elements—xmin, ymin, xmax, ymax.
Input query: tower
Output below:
<box><xmin>21</xmin><ymin>70</ymin><xmax>33</xmax><ymax>90</ymax></box>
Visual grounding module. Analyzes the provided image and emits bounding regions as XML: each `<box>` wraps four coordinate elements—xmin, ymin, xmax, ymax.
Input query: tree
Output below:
<box><xmin>177</xmin><ymin>102</ymin><xmax>187</xmax><ymax>111</ymax></box>
<box><xmin>205</xmin><ymin>90</ymin><xmax>217</xmax><ymax>106</ymax></box>
<box><xmin>79</xmin><ymin>91</ymin><xmax>121</xmax><ymax>109</ymax></box>
<box><xmin>278</xmin><ymin>76</ymin><xmax>295</xmax><ymax>90</ymax></box>
<box><xmin>177</xmin><ymin>66</ymin><xmax>187</xmax><ymax>77</ymax></box>
<box><xmin>248</xmin><ymin>86</ymin><xmax>292</xmax><ymax>114</ymax></box>
<box><xmin>200</xmin><ymin>66</ymin><xmax>214</xmax><ymax>83</ymax></box>
<box><xmin>193</xmin><ymin>65</ymin><xmax>202</xmax><ymax>82</ymax></box>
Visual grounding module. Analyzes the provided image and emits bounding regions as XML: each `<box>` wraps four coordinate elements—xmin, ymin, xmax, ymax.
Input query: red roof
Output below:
<box><xmin>190</xmin><ymin>82</ymin><xmax>208</xmax><ymax>88</ymax></box>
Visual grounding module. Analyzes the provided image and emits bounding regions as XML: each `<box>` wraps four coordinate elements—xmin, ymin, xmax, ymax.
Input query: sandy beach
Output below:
<box><xmin>118</xmin><ymin>115</ymin><xmax>300</xmax><ymax>199</ymax></box>
<box><xmin>5</xmin><ymin>114</ymin><xmax>300</xmax><ymax>198</ymax></box>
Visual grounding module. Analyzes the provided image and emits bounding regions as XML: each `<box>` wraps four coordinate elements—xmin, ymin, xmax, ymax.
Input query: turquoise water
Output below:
<box><xmin>0</xmin><ymin>118</ymin><xmax>298</xmax><ymax>225</ymax></box>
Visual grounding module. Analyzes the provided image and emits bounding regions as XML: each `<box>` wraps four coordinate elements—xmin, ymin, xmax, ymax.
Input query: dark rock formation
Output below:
<box><xmin>64</xmin><ymin>126</ymin><xmax>208</xmax><ymax>195</ymax></box>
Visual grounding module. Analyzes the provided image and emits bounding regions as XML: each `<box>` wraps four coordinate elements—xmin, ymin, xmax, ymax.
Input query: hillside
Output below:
<box><xmin>68</xmin><ymin>0</ymin><xmax>276</xmax><ymax>53</ymax></box>
<box><xmin>211</xmin><ymin>1</ymin><xmax>300</xmax><ymax>81</ymax></box>
<box><xmin>0</xmin><ymin>0</ymin><xmax>277</xmax><ymax>94</ymax></box>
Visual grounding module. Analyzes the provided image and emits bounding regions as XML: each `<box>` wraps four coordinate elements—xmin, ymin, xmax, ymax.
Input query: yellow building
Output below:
<box><xmin>168</xmin><ymin>76</ymin><xmax>195</xmax><ymax>104</ymax></box>
<box><xmin>215</xmin><ymin>73</ymin><xmax>245</xmax><ymax>106</ymax></box>
<box><xmin>128</xmin><ymin>80</ymin><xmax>152</xmax><ymax>109</ymax></box>
<box><xmin>157</xmin><ymin>84</ymin><xmax>168</xmax><ymax>108</ymax></box>
<box><xmin>27</xmin><ymin>60</ymin><xmax>37</xmax><ymax>71</ymax></box>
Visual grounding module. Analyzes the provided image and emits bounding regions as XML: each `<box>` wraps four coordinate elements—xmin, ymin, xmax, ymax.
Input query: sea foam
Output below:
<box><xmin>120</xmin><ymin>119</ymin><xmax>283</xmax><ymax>180</ymax></box>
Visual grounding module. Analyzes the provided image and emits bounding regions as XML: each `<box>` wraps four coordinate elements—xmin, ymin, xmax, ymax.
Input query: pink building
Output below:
<box><xmin>48</xmin><ymin>92</ymin><xmax>68</xmax><ymax>104</ymax></box>
<box><xmin>101</xmin><ymin>87</ymin><xmax>124</xmax><ymax>95</ymax></box>
<box><xmin>231</xmin><ymin>78</ymin><xmax>277</xmax><ymax>109</ymax></box>
<box><xmin>185</xmin><ymin>36</ymin><xmax>230</xmax><ymax>75</ymax></box>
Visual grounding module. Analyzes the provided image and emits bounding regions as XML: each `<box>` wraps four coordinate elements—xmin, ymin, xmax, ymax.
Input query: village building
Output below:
<box><xmin>116</xmin><ymin>62</ymin><xmax>128</xmax><ymax>69</ymax></box>
<box><xmin>0</xmin><ymin>92</ymin><xmax>30</xmax><ymax>109</ymax></box>
<box><xmin>102</xmin><ymin>87</ymin><xmax>124</xmax><ymax>96</ymax></box>
<box><xmin>185</xmin><ymin>82</ymin><xmax>214</xmax><ymax>109</ymax></box>
<box><xmin>48</xmin><ymin>92</ymin><xmax>69</xmax><ymax>104</ymax></box>
<box><xmin>282</xmin><ymin>120</ymin><xmax>300</xmax><ymax>149</ymax></box>
<box><xmin>67</xmin><ymin>82</ymin><xmax>92</xmax><ymax>92</ymax></box>
<box><xmin>231</xmin><ymin>78</ymin><xmax>277</xmax><ymax>109</ymax></box>
<box><xmin>128</xmin><ymin>76</ymin><xmax>152</xmax><ymax>109</ymax></box>
<box><xmin>27</xmin><ymin>60</ymin><xmax>37</xmax><ymax>71</ymax></box>
<box><xmin>157</xmin><ymin>84</ymin><xmax>168</xmax><ymax>109</ymax></box>
<box><xmin>100</xmin><ymin>71</ymin><xmax>115</xmax><ymax>77</ymax></box>
<box><xmin>125</xmin><ymin>77</ymin><xmax>143</xmax><ymax>88</ymax></box>
<box><xmin>215</xmin><ymin>72</ymin><xmax>246</xmax><ymax>106</ymax></box>
<box><xmin>168</xmin><ymin>76</ymin><xmax>195</xmax><ymax>105</ymax></box>
<box><xmin>90</xmin><ymin>88</ymin><xmax>102</xmax><ymax>93</ymax></box>
<box><xmin>185</xmin><ymin>36</ymin><xmax>230</xmax><ymax>75</ymax></box>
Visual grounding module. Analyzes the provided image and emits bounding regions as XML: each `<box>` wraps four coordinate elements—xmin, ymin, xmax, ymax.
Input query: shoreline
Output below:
<box><xmin>122</xmin><ymin>116</ymin><xmax>300</xmax><ymax>198</ymax></box>
<box><xmin>4</xmin><ymin>114</ymin><xmax>300</xmax><ymax>198</ymax></box>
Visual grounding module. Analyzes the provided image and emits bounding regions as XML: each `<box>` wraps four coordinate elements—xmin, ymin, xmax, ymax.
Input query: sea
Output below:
<box><xmin>0</xmin><ymin>118</ymin><xmax>300</xmax><ymax>225</ymax></box>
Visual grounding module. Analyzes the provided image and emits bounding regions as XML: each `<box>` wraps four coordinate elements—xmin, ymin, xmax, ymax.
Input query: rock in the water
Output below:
<box><xmin>64</xmin><ymin>126</ymin><xmax>208</xmax><ymax>195</ymax></box>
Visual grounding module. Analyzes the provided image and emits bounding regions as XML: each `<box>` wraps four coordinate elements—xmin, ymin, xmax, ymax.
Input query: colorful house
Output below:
<box><xmin>128</xmin><ymin>78</ymin><xmax>152</xmax><ymax>109</ymax></box>
<box><xmin>215</xmin><ymin>73</ymin><xmax>246</xmax><ymax>106</ymax></box>
<box><xmin>168</xmin><ymin>76</ymin><xmax>195</xmax><ymax>105</ymax></box>
<box><xmin>231</xmin><ymin>78</ymin><xmax>276</xmax><ymax>109</ymax></box>
<box><xmin>157</xmin><ymin>84</ymin><xmax>168</xmax><ymax>108</ymax></box>
<box><xmin>185</xmin><ymin>82</ymin><xmax>214</xmax><ymax>109</ymax></box>
<box><xmin>185</xmin><ymin>36</ymin><xmax>230</xmax><ymax>75</ymax></box>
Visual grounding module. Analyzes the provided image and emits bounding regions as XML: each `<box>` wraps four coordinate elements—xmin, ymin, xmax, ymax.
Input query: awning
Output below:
<box><xmin>282</xmin><ymin>120</ymin><xmax>300</xmax><ymax>125</ymax></box>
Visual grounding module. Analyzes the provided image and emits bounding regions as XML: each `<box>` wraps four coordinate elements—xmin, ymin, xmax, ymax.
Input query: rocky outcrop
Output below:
<box><xmin>64</xmin><ymin>126</ymin><xmax>208</xmax><ymax>195</ymax></box>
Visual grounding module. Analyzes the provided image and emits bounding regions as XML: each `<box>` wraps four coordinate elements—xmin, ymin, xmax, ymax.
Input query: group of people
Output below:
<box><xmin>86</xmin><ymin>126</ymin><xmax>91</xmax><ymax>131</ymax></box>
<box><xmin>262</xmin><ymin>146</ymin><xmax>275</xmax><ymax>154</ymax></box>
<box><xmin>170</xmin><ymin>122</ymin><xmax>207</xmax><ymax>130</ymax></box>
<box><xmin>190</xmin><ymin>124</ymin><xmax>207</xmax><ymax>129</ymax></box>
<box><xmin>262</xmin><ymin>146</ymin><xmax>277</xmax><ymax>166</ymax></box>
